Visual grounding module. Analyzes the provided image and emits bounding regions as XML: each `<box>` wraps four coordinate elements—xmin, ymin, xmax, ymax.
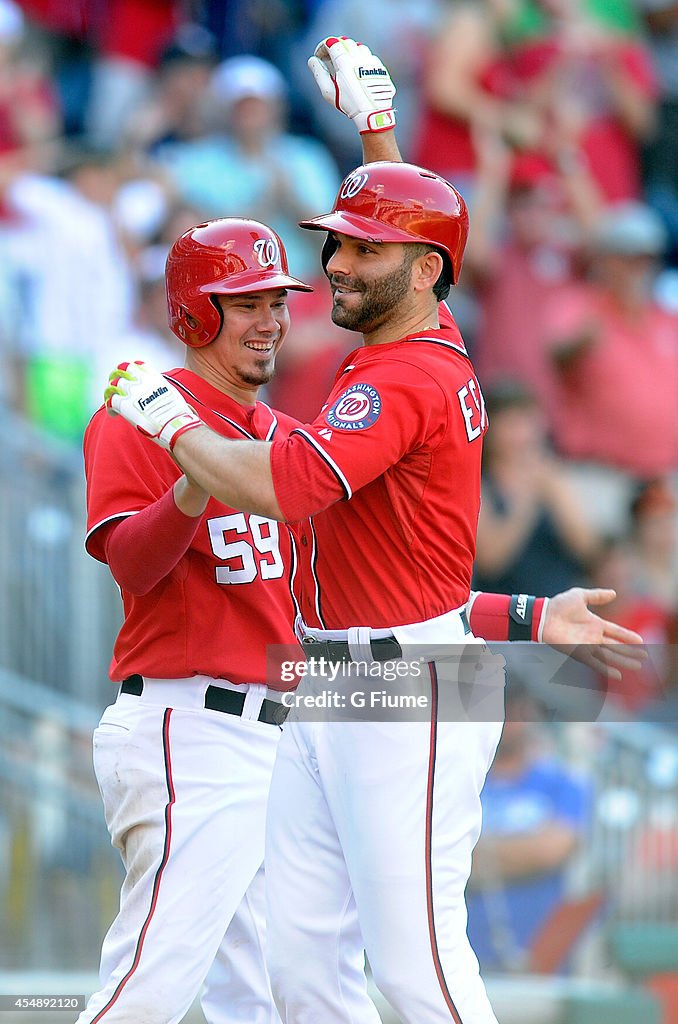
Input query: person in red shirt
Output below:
<box><xmin>102</xmin><ymin>38</ymin><xmax>645</xmax><ymax>1024</ymax></box>
<box><xmin>545</xmin><ymin>200</ymin><xmax>678</xmax><ymax>479</ymax></box>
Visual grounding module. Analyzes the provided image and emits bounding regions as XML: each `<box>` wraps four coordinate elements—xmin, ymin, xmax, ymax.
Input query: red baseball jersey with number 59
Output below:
<box><xmin>85</xmin><ymin>369</ymin><xmax>301</xmax><ymax>687</ymax></box>
<box><xmin>271</xmin><ymin>305</ymin><xmax>488</xmax><ymax>629</ymax></box>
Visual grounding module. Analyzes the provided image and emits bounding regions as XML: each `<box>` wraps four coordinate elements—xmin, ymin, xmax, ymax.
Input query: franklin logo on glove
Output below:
<box><xmin>139</xmin><ymin>386</ymin><xmax>169</xmax><ymax>410</ymax></box>
<box><xmin>105</xmin><ymin>360</ymin><xmax>204</xmax><ymax>451</ymax></box>
<box><xmin>308</xmin><ymin>35</ymin><xmax>396</xmax><ymax>135</ymax></box>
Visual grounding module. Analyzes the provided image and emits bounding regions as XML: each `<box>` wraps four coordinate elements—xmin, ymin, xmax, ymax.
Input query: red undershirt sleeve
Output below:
<box><xmin>99</xmin><ymin>486</ymin><xmax>203</xmax><ymax>595</ymax></box>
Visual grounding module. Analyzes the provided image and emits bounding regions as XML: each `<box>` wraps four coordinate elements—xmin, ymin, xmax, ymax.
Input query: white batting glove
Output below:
<box><xmin>105</xmin><ymin>361</ymin><xmax>204</xmax><ymax>452</ymax></box>
<box><xmin>308</xmin><ymin>36</ymin><xmax>396</xmax><ymax>135</ymax></box>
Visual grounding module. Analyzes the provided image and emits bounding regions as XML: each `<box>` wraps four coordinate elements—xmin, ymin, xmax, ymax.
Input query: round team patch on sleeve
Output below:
<box><xmin>326</xmin><ymin>383</ymin><xmax>382</xmax><ymax>431</ymax></box>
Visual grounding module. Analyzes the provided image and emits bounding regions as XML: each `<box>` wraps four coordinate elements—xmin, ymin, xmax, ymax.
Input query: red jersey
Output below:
<box><xmin>84</xmin><ymin>369</ymin><xmax>301</xmax><ymax>688</ymax></box>
<box><xmin>271</xmin><ymin>309</ymin><xmax>487</xmax><ymax>629</ymax></box>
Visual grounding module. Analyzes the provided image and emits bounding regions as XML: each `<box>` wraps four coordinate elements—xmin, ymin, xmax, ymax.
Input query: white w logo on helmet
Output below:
<box><xmin>340</xmin><ymin>171</ymin><xmax>369</xmax><ymax>200</ymax></box>
<box><xmin>253</xmin><ymin>237</ymin><xmax>280</xmax><ymax>268</ymax></box>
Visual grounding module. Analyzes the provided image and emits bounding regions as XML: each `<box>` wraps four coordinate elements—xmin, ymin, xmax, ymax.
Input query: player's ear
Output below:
<box><xmin>412</xmin><ymin>249</ymin><xmax>444</xmax><ymax>294</ymax></box>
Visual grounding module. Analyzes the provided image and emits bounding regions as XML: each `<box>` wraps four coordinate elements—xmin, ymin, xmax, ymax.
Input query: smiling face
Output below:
<box><xmin>186</xmin><ymin>289</ymin><xmax>290</xmax><ymax>400</ymax></box>
<box><xmin>325</xmin><ymin>234</ymin><xmax>418</xmax><ymax>336</ymax></box>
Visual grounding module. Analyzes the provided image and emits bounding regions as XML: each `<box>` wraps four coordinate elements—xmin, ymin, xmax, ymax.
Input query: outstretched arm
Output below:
<box><xmin>468</xmin><ymin>588</ymin><xmax>645</xmax><ymax>680</ymax></box>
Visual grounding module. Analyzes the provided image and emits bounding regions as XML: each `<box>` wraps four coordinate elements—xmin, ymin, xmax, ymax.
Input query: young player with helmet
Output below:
<box><xmin>100</xmin><ymin>39</ymin><xmax>643</xmax><ymax>1024</ymax></box>
<box><xmin>79</xmin><ymin>218</ymin><xmax>310</xmax><ymax>1024</ymax></box>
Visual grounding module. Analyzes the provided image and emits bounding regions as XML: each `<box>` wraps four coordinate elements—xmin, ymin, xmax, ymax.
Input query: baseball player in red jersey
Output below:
<box><xmin>79</xmin><ymin>219</ymin><xmax>312</xmax><ymax>1024</ymax></box>
<box><xmin>104</xmin><ymin>39</ymin><xmax>644</xmax><ymax>1024</ymax></box>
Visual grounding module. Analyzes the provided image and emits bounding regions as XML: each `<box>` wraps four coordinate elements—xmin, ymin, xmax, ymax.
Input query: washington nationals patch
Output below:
<box><xmin>326</xmin><ymin>383</ymin><xmax>382</xmax><ymax>431</ymax></box>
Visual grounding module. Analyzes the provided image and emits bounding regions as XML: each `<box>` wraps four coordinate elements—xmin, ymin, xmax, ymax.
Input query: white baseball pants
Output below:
<box><xmin>266</xmin><ymin>617</ymin><xmax>504</xmax><ymax>1024</ymax></box>
<box><xmin>77</xmin><ymin>678</ymin><xmax>283</xmax><ymax>1024</ymax></box>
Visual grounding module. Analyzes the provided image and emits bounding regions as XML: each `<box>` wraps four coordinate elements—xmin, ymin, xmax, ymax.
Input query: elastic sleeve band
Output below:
<box><xmin>467</xmin><ymin>592</ymin><xmax>547</xmax><ymax>642</ymax></box>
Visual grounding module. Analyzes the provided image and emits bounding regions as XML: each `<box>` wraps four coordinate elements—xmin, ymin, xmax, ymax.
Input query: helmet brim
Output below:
<box><xmin>299</xmin><ymin>210</ymin><xmax>436</xmax><ymax>249</ymax></box>
<box><xmin>200</xmin><ymin>269</ymin><xmax>313</xmax><ymax>294</ymax></box>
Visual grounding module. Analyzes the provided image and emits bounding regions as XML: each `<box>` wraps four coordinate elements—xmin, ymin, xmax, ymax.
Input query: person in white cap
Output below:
<box><xmin>156</xmin><ymin>54</ymin><xmax>341</xmax><ymax>280</ymax></box>
<box><xmin>545</xmin><ymin>199</ymin><xmax>678</xmax><ymax>504</ymax></box>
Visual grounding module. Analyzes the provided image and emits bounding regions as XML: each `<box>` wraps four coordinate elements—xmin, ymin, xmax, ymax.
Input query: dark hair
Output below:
<box><xmin>404</xmin><ymin>243</ymin><xmax>452</xmax><ymax>301</ymax></box>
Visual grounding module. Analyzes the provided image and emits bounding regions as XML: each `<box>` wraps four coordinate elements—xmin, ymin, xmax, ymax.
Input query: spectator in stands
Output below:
<box><xmin>83</xmin><ymin>0</ymin><xmax>178</xmax><ymax>148</ymax></box>
<box><xmin>628</xmin><ymin>478</ymin><xmax>678</xmax><ymax>616</ymax></box>
<box><xmin>465</xmin><ymin>125</ymin><xmax>601</xmax><ymax>406</ymax></box>
<box><xmin>156</xmin><ymin>54</ymin><xmax>340</xmax><ymax>280</ymax></box>
<box><xmin>466</xmin><ymin>682</ymin><xmax>590</xmax><ymax>972</ymax></box>
<box><xmin>587</xmin><ymin>535</ymin><xmax>673</xmax><ymax>712</ymax></box>
<box><xmin>122</xmin><ymin>23</ymin><xmax>219</xmax><ymax>154</ymax></box>
<box><xmin>492</xmin><ymin>0</ymin><xmax>658</xmax><ymax>203</ymax></box>
<box><xmin>414</xmin><ymin>0</ymin><xmax>657</xmax><ymax>205</ymax></box>
<box><xmin>2</xmin><ymin>143</ymin><xmax>134</xmax><ymax>441</ymax></box>
<box><xmin>473</xmin><ymin>380</ymin><xmax>599</xmax><ymax>598</ymax></box>
<box><xmin>638</xmin><ymin>0</ymin><xmax>678</xmax><ymax>266</ymax></box>
<box><xmin>411</xmin><ymin>0</ymin><xmax>542</xmax><ymax>199</ymax></box>
<box><xmin>545</xmin><ymin>202</ymin><xmax>678</xmax><ymax>491</ymax></box>
<box><xmin>0</xmin><ymin>0</ymin><xmax>61</xmax><ymax>163</ymax></box>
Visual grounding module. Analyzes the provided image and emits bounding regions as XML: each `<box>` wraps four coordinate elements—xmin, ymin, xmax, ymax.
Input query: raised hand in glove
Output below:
<box><xmin>308</xmin><ymin>36</ymin><xmax>396</xmax><ymax>134</ymax></box>
<box><xmin>105</xmin><ymin>361</ymin><xmax>204</xmax><ymax>451</ymax></box>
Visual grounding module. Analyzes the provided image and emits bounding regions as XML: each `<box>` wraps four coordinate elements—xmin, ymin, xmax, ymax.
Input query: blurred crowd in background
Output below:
<box><xmin>1</xmin><ymin>0</ymin><xmax>678</xmax><ymax>1011</ymax></box>
<box><xmin>1</xmin><ymin>0</ymin><xmax>677</xmax><ymax>713</ymax></box>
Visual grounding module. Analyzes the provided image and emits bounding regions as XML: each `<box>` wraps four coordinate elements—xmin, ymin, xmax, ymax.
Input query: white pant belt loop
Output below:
<box><xmin>347</xmin><ymin>626</ymin><xmax>375</xmax><ymax>664</ymax></box>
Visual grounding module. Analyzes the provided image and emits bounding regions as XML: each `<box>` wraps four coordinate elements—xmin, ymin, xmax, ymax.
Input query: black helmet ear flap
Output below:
<box><xmin>321</xmin><ymin>233</ymin><xmax>339</xmax><ymax>275</ymax></box>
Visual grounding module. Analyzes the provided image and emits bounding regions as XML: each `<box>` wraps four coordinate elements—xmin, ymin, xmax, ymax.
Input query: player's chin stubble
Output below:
<box><xmin>237</xmin><ymin>356</ymin><xmax>276</xmax><ymax>387</ymax></box>
<box><xmin>330</xmin><ymin>257</ymin><xmax>413</xmax><ymax>333</ymax></box>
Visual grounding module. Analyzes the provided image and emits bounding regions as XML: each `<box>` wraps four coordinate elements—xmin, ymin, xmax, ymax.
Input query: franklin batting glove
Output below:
<box><xmin>308</xmin><ymin>36</ymin><xmax>396</xmax><ymax>134</ymax></box>
<box><xmin>105</xmin><ymin>361</ymin><xmax>204</xmax><ymax>451</ymax></box>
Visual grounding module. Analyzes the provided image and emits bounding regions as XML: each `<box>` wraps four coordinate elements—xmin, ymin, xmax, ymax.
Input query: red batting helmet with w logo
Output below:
<box><xmin>166</xmin><ymin>218</ymin><xmax>313</xmax><ymax>347</ymax></box>
<box><xmin>299</xmin><ymin>161</ymin><xmax>469</xmax><ymax>283</ymax></box>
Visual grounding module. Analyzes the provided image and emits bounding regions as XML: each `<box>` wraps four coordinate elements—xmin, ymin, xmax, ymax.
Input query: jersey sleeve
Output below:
<box><xmin>84</xmin><ymin>407</ymin><xmax>181</xmax><ymax>559</ymax></box>
<box><xmin>270</xmin><ymin>358</ymin><xmax>449</xmax><ymax>522</ymax></box>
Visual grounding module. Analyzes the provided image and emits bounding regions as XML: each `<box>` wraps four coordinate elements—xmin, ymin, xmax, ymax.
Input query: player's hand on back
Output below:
<box><xmin>105</xmin><ymin>360</ymin><xmax>204</xmax><ymax>452</ymax></box>
<box><xmin>308</xmin><ymin>36</ymin><xmax>396</xmax><ymax>134</ymax></box>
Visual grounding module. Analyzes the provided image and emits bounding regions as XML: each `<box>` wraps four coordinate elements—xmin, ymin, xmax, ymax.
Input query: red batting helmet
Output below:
<box><xmin>299</xmin><ymin>161</ymin><xmax>469</xmax><ymax>283</ymax></box>
<box><xmin>166</xmin><ymin>218</ymin><xmax>313</xmax><ymax>347</ymax></box>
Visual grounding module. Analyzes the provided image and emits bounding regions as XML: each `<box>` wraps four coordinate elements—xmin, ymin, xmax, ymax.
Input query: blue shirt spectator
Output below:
<box><xmin>466</xmin><ymin>699</ymin><xmax>590</xmax><ymax>972</ymax></box>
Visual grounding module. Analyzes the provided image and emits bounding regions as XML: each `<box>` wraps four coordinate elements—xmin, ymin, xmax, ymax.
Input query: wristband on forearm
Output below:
<box><xmin>467</xmin><ymin>592</ymin><xmax>548</xmax><ymax>642</ymax></box>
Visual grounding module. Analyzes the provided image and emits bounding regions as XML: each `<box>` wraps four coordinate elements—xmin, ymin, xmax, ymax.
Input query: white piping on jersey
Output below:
<box><xmin>85</xmin><ymin>510</ymin><xmax>139</xmax><ymax>548</ymax></box>
<box><xmin>308</xmin><ymin>518</ymin><xmax>326</xmax><ymax>629</ymax></box>
<box><xmin>287</xmin><ymin>527</ymin><xmax>302</xmax><ymax>621</ymax></box>
<box><xmin>166</xmin><ymin>375</ymin><xmax>257</xmax><ymax>440</ymax></box>
<box><xmin>292</xmin><ymin>428</ymin><xmax>353</xmax><ymax>500</ymax></box>
<box><xmin>258</xmin><ymin>402</ymin><xmax>279</xmax><ymax>441</ymax></box>
<box><xmin>415</xmin><ymin>335</ymin><xmax>468</xmax><ymax>354</ymax></box>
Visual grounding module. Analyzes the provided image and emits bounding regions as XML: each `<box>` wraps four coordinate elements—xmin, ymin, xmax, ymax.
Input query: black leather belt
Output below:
<box><xmin>300</xmin><ymin>610</ymin><xmax>471</xmax><ymax>664</ymax></box>
<box><xmin>121</xmin><ymin>675</ymin><xmax>288</xmax><ymax>726</ymax></box>
<box><xmin>301</xmin><ymin>636</ymin><xmax>402</xmax><ymax>663</ymax></box>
